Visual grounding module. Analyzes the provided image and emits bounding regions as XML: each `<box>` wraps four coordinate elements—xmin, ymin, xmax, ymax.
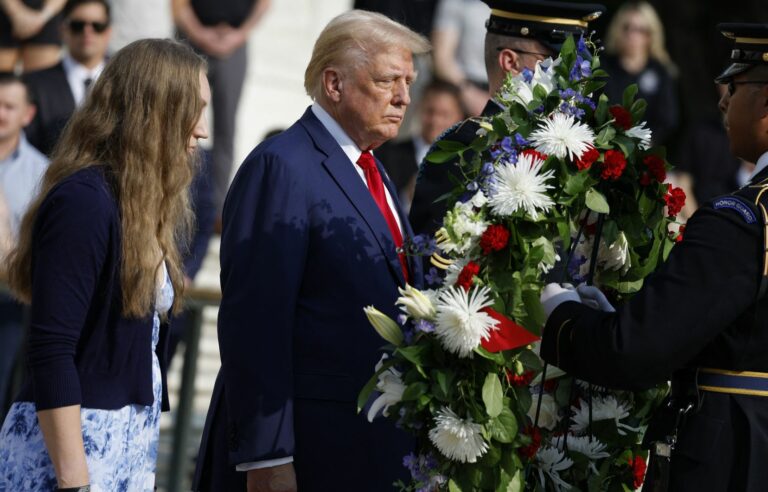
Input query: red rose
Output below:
<box><xmin>506</xmin><ymin>369</ymin><xmax>535</xmax><ymax>387</ymax></box>
<box><xmin>519</xmin><ymin>425</ymin><xmax>542</xmax><ymax>461</ymax></box>
<box><xmin>601</xmin><ymin>149</ymin><xmax>627</xmax><ymax>180</ymax></box>
<box><xmin>643</xmin><ymin>155</ymin><xmax>667</xmax><ymax>182</ymax></box>
<box><xmin>521</xmin><ymin>148</ymin><xmax>548</xmax><ymax>163</ymax></box>
<box><xmin>480</xmin><ymin>224</ymin><xmax>510</xmax><ymax>255</ymax></box>
<box><xmin>456</xmin><ymin>261</ymin><xmax>480</xmax><ymax>290</ymax></box>
<box><xmin>609</xmin><ymin>105</ymin><xmax>633</xmax><ymax>131</ymax></box>
<box><xmin>575</xmin><ymin>146</ymin><xmax>599</xmax><ymax>171</ymax></box>
<box><xmin>629</xmin><ymin>455</ymin><xmax>647</xmax><ymax>489</ymax></box>
<box><xmin>664</xmin><ymin>184</ymin><xmax>686</xmax><ymax>217</ymax></box>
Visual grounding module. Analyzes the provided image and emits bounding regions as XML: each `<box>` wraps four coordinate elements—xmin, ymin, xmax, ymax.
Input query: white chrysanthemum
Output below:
<box><xmin>529</xmin><ymin>113</ymin><xmax>595</xmax><ymax>160</ymax></box>
<box><xmin>489</xmin><ymin>152</ymin><xmax>555</xmax><ymax>220</ymax></box>
<box><xmin>434</xmin><ymin>286</ymin><xmax>498</xmax><ymax>358</ymax></box>
<box><xmin>570</xmin><ymin>397</ymin><xmax>641</xmax><ymax>436</ymax></box>
<box><xmin>626</xmin><ymin>122</ymin><xmax>652</xmax><ymax>150</ymax></box>
<box><xmin>553</xmin><ymin>435</ymin><xmax>610</xmax><ymax>473</ymax></box>
<box><xmin>526</xmin><ymin>393</ymin><xmax>561</xmax><ymax>430</ymax></box>
<box><xmin>536</xmin><ymin>446</ymin><xmax>574</xmax><ymax>491</ymax></box>
<box><xmin>367</xmin><ymin>355</ymin><xmax>406</xmax><ymax>422</ymax></box>
<box><xmin>428</xmin><ymin>407</ymin><xmax>488</xmax><ymax>463</ymax></box>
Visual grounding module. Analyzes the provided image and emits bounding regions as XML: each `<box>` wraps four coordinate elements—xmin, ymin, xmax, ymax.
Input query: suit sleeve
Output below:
<box><xmin>28</xmin><ymin>181</ymin><xmax>111</xmax><ymax>410</ymax></box>
<box><xmin>541</xmin><ymin>202</ymin><xmax>761</xmax><ymax>388</ymax></box>
<box><xmin>218</xmin><ymin>151</ymin><xmax>310</xmax><ymax>466</ymax></box>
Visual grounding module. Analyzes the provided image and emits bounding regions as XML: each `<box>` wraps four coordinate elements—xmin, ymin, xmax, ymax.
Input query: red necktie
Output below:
<box><xmin>356</xmin><ymin>151</ymin><xmax>410</xmax><ymax>283</ymax></box>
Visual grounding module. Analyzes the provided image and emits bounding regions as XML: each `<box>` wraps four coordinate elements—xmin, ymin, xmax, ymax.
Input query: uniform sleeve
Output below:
<box><xmin>28</xmin><ymin>181</ymin><xmax>111</xmax><ymax>410</ymax></box>
<box><xmin>217</xmin><ymin>151</ymin><xmax>310</xmax><ymax>466</ymax></box>
<box><xmin>541</xmin><ymin>202</ymin><xmax>762</xmax><ymax>389</ymax></box>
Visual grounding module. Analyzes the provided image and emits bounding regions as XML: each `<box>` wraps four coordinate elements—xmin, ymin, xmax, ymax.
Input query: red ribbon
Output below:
<box><xmin>480</xmin><ymin>308</ymin><xmax>540</xmax><ymax>353</ymax></box>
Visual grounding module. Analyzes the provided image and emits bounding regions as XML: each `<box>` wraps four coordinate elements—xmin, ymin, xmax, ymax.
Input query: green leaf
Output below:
<box><xmin>436</xmin><ymin>139</ymin><xmax>469</xmax><ymax>152</ymax></box>
<box><xmin>586</xmin><ymin>188</ymin><xmax>610</xmax><ymax>214</ymax></box>
<box><xmin>622</xmin><ymin>84</ymin><xmax>639</xmax><ymax>108</ymax></box>
<box><xmin>613</xmin><ymin>135</ymin><xmax>636</xmax><ymax>156</ymax></box>
<box><xmin>616</xmin><ymin>278</ymin><xmax>644</xmax><ymax>294</ymax></box>
<box><xmin>449</xmin><ymin>479</ymin><xmax>463</xmax><ymax>492</ymax></box>
<box><xmin>483</xmin><ymin>373</ymin><xmax>504</xmax><ymax>417</ymax></box>
<box><xmin>602</xmin><ymin>219</ymin><xmax>619</xmax><ymax>246</ymax></box>
<box><xmin>663</xmin><ymin>235</ymin><xmax>676</xmax><ymax>260</ymax></box>
<box><xmin>426</xmin><ymin>149</ymin><xmax>460</xmax><ymax>164</ymax></box>
<box><xmin>564</xmin><ymin>170</ymin><xmax>593</xmax><ymax>195</ymax></box>
<box><xmin>401</xmin><ymin>382</ymin><xmax>429</xmax><ymax>401</ymax></box>
<box><xmin>595</xmin><ymin>94</ymin><xmax>609</xmax><ymax>125</ymax></box>
<box><xmin>533</xmin><ymin>84</ymin><xmax>549</xmax><ymax>101</ymax></box>
<box><xmin>595</xmin><ymin>125</ymin><xmax>617</xmax><ymax>148</ymax></box>
<box><xmin>631</xmin><ymin>98</ymin><xmax>648</xmax><ymax>121</ymax></box>
<box><xmin>488</xmin><ymin>407</ymin><xmax>518</xmax><ymax>443</ymax></box>
<box><xmin>396</xmin><ymin>344</ymin><xmax>429</xmax><ymax>366</ymax></box>
<box><xmin>507</xmin><ymin>470</ymin><xmax>524</xmax><ymax>492</ymax></box>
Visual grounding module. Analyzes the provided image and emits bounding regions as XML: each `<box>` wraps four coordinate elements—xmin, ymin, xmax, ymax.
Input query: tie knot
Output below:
<box><xmin>356</xmin><ymin>151</ymin><xmax>377</xmax><ymax>172</ymax></box>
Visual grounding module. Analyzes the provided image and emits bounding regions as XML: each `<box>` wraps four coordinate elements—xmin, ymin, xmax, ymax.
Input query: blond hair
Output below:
<box><xmin>7</xmin><ymin>39</ymin><xmax>206</xmax><ymax>317</ymax></box>
<box><xmin>605</xmin><ymin>1</ymin><xmax>677</xmax><ymax>76</ymax></box>
<box><xmin>304</xmin><ymin>9</ymin><xmax>430</xmax><ymax>100</ymax></box>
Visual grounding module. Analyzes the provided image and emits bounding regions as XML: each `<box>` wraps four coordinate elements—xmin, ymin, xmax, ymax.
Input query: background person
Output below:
<box><xmin>0</xmin><ymin>0</ymin><xmax>65</xmax><ymax>73</ymax></box>
<box><xmin>23</xmin><ymin>0</ymin><xmax>111</xmax><ymax>156</ymax></box>
<box><xmin>0</xmin><ymin>38</ymin><xmax>209</xmax><ymax>491</ymax></box>
<box><xmin>602</xmin><ymin>1</ymin><xmax>679</xmax><ymax>147</ymax></box>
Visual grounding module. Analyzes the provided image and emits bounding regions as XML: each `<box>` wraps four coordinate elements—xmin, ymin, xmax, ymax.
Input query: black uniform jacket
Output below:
<box><xmin>408</xmin><ymin>100</ymin><xmax>501</xmax><ymax>237</ymax></box>
<box><xmin>541</xmin><ymin>166</ymin><xmax>768</xmax><ymax>491</ymax></box>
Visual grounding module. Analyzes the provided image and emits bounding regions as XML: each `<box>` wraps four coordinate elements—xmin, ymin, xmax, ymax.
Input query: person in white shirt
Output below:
<box><xmin>23</xmin><ymin>0</ymin><xmax>111</xmax><ymax>155</ymax></box>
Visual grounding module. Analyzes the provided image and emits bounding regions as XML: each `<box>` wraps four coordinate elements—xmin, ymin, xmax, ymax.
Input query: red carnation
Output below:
<box><xmin>521</xmin><ymin>148</ymin><xmax>548</xmax><ymax>163</ymax></box>
<box><xmin>664</xmin><ymin>184</ymin><xmax>686</xmax><ymax>217</ymax></box>
<box><xmin>575</xmin><ymin>146</ymin><xmax>599</xmax><ymax>171</ymax></box>
<box><xmin>639</xmin><ymin>172</ymin><xmax>651</xmax><ymax>186</ymax></box>
<box><xmin>456</xmin><ymin>261</ymin><xmax>481</xmax><ymax>290</ymax></box>
<box><xmin>480</xmin><ymin>224</ymin><xmax>510</xmax><ymax>255</ymax></box>
<box><xmin>629</xmin><ymin>455</ymin><xmax>647</xmax><ymax>489</ymax></box>
<box><xmin>609</xmin><ymin>105</ymin><xmax>633</xmax><ymax>131</ymax></box>
<box><xmin>676</xmin><ymin>224</ymin><xmax>686</xmax><ymax>243</ymax></box>
<box><xmin>643</xmin><ymin>155</ymin><xmax>667</xmax><ymax>182</ymax></box>
<box><xmin>519</xmin><ymin>426</ymin><xmax>542</xmax><ymax>461</ymax></box>
<box><xmin>506</xmin><ymin>369</ymin><xmax>535</xmax><ymax>387</ymax></box>
<box><xmin>601</xmin><ymin>150</ymin><xmax>627</xmax><ymax>180</ymax></box>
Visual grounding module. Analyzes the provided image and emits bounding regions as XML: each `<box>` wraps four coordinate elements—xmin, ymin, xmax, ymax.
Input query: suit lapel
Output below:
<box><xmin>299</xmin><ymin>108</ymin><xmax>406</xmax><ymax>286</ymax></box>
<box><xmin>54</xmin><ymin>63</ymin><xmax>76</xmax><ymax>113</ymax></box>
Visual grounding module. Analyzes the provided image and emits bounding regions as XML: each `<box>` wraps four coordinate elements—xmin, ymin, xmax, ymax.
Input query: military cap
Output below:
<box><xmin>715</xmin><ymin>23</ymin><xmax>768</xmax><ymax>83</ymax></box>
<box><xmin>482</xmin><ymin>0</ymin><xmax>606</xmax><ymax>52</ymax></box>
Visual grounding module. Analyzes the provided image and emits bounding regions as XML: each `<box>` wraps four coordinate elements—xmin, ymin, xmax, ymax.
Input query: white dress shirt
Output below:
<box><xmin>236</xmin><ymin>104</ymin><xmax>405</xmax><ymax>472</ymax></box>
<box><xmin>62</xmin><ymin>54</ymin><xmax>106</xmax><ymax>107</ymax></box>
<box><xmin>749</xmin><ymin>151</ymin><xmax>768</xmax><ymax>184</ymax></box>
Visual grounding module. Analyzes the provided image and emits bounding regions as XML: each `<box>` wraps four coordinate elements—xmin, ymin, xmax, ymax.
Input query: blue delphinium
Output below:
<box><xmin>425</xmin><ymin>267</ymin><xmax>442</xmax><ymax>287</ymax></box>
<box><xmin>522</xmin><ymin>67</ymin><xmax>534</xmax><ymax>83</ymax></box>
<box><xmin>570</xmin><ymin>55</ymin><xmax>592</xmax><ymax>82</ymax></box>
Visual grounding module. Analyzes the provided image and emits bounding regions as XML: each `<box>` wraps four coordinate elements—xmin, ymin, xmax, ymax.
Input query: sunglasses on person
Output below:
<box><xmin>727</xmin><ymin>80</ymin><xmax>768</xmax><ymax>97</ymax></box>
<box><xmin>68</xmin><ymin>19</ymin><xmax>109</xmax><ymax>34</ymax></box>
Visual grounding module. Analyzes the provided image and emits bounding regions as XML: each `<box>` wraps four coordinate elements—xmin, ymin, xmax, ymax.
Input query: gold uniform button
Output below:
<box><xmin>763</xmin><ymin>52</ymin><xmax>768</xmax><ymax>62</ymax></box>
<box><xmin>520</xmin><ymin>26</ymin><xmax>529</xmax><ymax>36</ymax></box>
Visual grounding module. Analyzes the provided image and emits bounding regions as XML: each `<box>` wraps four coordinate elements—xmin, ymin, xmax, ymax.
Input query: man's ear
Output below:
<box><xmin>322</xmin><ymin>67</ymin><xmax>344</xmax><ymax>103</ymax></box>
<box><xmin>498</xmin><ymin>48</ymin><xmax>520</xmax><ymax>76</ymax></box>
<box><xmin>22</xmin><ymin>103</ymin><xmax>36</xmax><ymax>128</ymax></box>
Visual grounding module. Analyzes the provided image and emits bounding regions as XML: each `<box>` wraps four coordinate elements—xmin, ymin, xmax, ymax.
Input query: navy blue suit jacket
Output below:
<box><xmin>194</xmin><ymin>108</ymin><xmax>422</xmax><ymax>491</ymax></box>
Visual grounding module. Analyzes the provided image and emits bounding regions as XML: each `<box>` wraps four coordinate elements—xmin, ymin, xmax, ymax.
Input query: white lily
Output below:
<box><xmin>396</xmin><ymin>284</ymin><xmax>437</xmax><ymax>320</ymax></box>
<box><xmin>364</xmin><ymin>306</ymin><xmax>403</xmax><ymax>346</ymax></box>
<box><xmin>367</xmin><ymin>355</ymin><xmax>406</xmax><ymax>422</ymax></box>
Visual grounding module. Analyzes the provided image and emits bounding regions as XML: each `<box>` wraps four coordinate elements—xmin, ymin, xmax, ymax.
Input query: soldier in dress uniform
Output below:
<box><xmin>540</xmin><ymin>23</ymin><xmax>768</xmax><ymax>492</ymax></box>
<box><xmin>408</xmin><ymin>0</ymin><xmax>605</xmax><ymax>237</ymax></box>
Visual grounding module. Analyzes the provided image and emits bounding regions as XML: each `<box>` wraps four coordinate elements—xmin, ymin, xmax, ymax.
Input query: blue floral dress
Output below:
<box><xmin>0</xmin><ymin>264</ymin><xmax>173</xmax><ymax>492</ymax></box>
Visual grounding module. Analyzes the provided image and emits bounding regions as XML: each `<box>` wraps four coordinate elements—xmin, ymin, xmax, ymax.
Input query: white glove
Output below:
<box><xmin>576</xmin><ymin>285</ymin><xmax>616</xmax><ymax>312</ymax></box>
<box><xmin>540</xmin><ymin>283</ymin><xmax>581</xmax><ymax>319</ymax></box>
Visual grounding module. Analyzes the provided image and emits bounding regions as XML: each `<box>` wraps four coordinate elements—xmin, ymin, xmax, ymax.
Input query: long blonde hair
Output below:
<box><xmin>605</xmin><ymin>1</ymin><xmax>677</xmax><ymax>76</ymax></box>
<box><xmin>7</xmin><ymin>39</ymin><xmax>206</xmax><ymax>317</ymax></box>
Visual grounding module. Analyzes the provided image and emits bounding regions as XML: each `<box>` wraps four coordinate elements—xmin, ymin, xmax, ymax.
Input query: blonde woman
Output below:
<box><xmin>603</xmin><ymin>1</ymin><xmax>679</xmax><ymax>146</ymax></box>
<box><xmin>0</xmin><ymin>39</ymin><xmax>209</xmax><ymax>491</ymax></box>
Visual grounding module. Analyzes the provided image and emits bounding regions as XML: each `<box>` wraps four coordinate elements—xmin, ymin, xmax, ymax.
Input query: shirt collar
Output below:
<box><xmin>62</xmin><ymin>54</ymin><xmax>106</xmax><ymax>81</ymax></box>
<box><xmin>0</xmin><ymin>133</ymin><xmax>27</xmax><ymax>164</ymax></box>
<box><xmin>311</xmin><ymin>102</ymin><xmax>363</xmax><ymax>165</ymax></box>
<box><xmin>750</xmin><ymin>151</ymin><xmax>768</xmax><ymax>182</ymax></box>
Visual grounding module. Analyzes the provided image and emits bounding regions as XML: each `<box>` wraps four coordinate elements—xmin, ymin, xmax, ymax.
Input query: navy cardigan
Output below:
<box><xmin>16</xmin><ymin>166</ymin><xmax>171</xmax><ymax>411</ymax></box>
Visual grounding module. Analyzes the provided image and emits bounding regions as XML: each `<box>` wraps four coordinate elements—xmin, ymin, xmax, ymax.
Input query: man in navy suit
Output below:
<box><xmin>193</xmin><ymin>10</ymin><xmax>430</xmax><ymax>492</ymax></box>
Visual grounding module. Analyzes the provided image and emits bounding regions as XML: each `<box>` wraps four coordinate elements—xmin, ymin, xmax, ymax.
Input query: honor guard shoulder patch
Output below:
<box><xmin>713</xmin><ymin>196</ymin><xmax>758</xmax><ymax>224</ymax></box>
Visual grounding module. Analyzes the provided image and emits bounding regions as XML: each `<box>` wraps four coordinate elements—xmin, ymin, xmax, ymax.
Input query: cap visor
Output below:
<box><xmin>715</xmin><ymin>63</ymin><xmax>752</xmax><ymax>83</ymax></box>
